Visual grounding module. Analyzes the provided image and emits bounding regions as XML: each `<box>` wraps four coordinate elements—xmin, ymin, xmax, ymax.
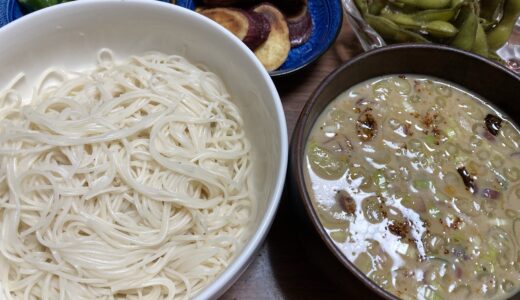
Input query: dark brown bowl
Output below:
<box><xmin>290</xmin><ymin>44</ymin><xmax>520</xmax><ymax>299</ymax></box>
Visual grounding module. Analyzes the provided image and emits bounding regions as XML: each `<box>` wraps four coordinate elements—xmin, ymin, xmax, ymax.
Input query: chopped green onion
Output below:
<box><xmin>410</xmin><ymin>94</ymin><xmax>421</xmax><ymax>103</ymax></box>
<box><xmin>372</xmin><ymin>170</ymin><xmax>387</xmax><ymax>191</ymax></box>
<box><xmin>413</xmin><ymin>179</ymin><xmax>431</xmax><ymax>190</ymax></box>
<box><xmin>427</xmin><ymin>202</ymin><xmax>441</xmax><ymax>217</ymax></box>
<box><xmin>479</xmin><ymin>249</ymin><xmax>497</xmax><ymax>274</ymax></box>
<box><xmin>401</xmin><ymin>195</ymin><xmax>412</xmax><ymax>207</ymax></box>
<box><xmin>429</xmin><ymin>207</ymin><xmax>441</xmax><ymax>218</ymax></box>
<box><xmin>434</xmin><ymin>96</ymin><xmax>448</xmax><ymax>108</ymax></box>
<box><xmin>446</xmin><ymin>128</ymin><xmax>456</xmax><ymax>139</ymax></box>
<box><xmin>454</xmin><ymin>155</ymin><xmax>468</xmax><ymax>165</ymax></box>
<box><xmin>450</xmin><ymin>232</ymin><xmax>465</xmax><ymax>243</ymax></box>
<box><xmin>491</xmin><ymin>154</ymin><xmax>505</xmax><ymax>168</ymax></box>
<box><xmin>423</xmin><ymin>284</ymin><xmax>444</xmax><ymax>300</ymax></box>
<box><xmin>307</xmin><ymin>142</ymin><xmax>348</xmax><ymax>180</ymax></box>
<box><xmin>513</xmin><ymin>218</ymin><xmax>520</xmax><ymax>245</ymax></box>
<box><xmin>330</xmin><ymin>230</ymin><xmax>347</xmax><ymax>243</ymax></box>
<box><xmin>434</xmin><ymin>84</ymin><xmax>453</xmax><ymax>97</ymax></box>
<box><xmin>392</xmin><ymin>77</ymin><xmax>412</xmax><ymax>95</ymax></box>
<box><xmin>315</xmin><ymin>204</ymin><xmax>348</xmax><ymax>230</ymax></box>
<box><xmin>424</xmin><ymin>135</ymin><xmax>437</xmax><ymax>147</ymax></box>
<box><xmin>354</xmin><ymin>252</ymin><xmax>373</xmax><ymax>274</ymax></box>
<box><xmin>372</xmin><ymin>80</ymin><xmax>392</xmax><ymax>99</ymax></box>
<box><xmin>505</xmin><ymin>167</ymin><xmax>520</xmax><ymax>182</ymax></box>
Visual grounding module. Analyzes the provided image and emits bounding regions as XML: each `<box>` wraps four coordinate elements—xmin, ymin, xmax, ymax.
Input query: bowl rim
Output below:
<box><xmin>0</xmin><ymin>1</ymin><xmax>289</xmax><ymax>299</ymax></box>
<box><xmin>290</xmin><ymin>43</ymin><xmax>520</xmax><ymax>300</ymax></box>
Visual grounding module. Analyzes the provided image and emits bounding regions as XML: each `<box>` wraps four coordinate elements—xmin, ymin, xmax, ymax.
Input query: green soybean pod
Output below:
<box><xmin>365</xmin><ymin>14</ymin><xmax>431</xmax><ymax>43</ymax></box>
<box><xmin>487</xmin><ymin>0</ymin><xmax>520</xmax><ymax>50</ymax></box>
<box><xmin>381</xmin><ymin>9</ymin><xmax>458</xmax><ymax>38</ymax></box>
<box><xmin>355</xmin><ymin>0</ymin><xmax>369</xmax><ymax>15</ymax></box>
<box><xmin>472</xmin><ymin>23</ymin><xmax>489</xmax><ymax>57</ymax></box>
<box><xmin>368</xmin><ymin>0</ymin><xmax>387</xmax><ymax>15</ymax></box>
<box><xmin>381</xmin><ymin>9</ymin><xmax>418</xmax><ymax>27</ymax></box>
<box><xmin>450</xmin><ymin>0</ymin><xmax>464</xmax><ymax>7</ymax></box>
<box><xmin>395</xmin><ymin>0</ymin><xmax>450</xmax><ymax>9</ymax></box>
<box><xmin>424</xmin><ymin>20</ymin><xmax>459</xmax><ymax>38</ymax></box>
<box><xmin>451</xmin><ymin>6</ymin><xmax>478</xmax><ymax>51</ymax></box>
<box><xmin>412</xmin><ymin>7</ymin><xmax>459</xmax><ymax>22</ymax></box>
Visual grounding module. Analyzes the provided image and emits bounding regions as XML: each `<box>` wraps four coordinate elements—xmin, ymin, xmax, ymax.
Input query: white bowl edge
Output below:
<box><xmin>0</xmin><ymin>1</ymin><xmax>289</xmax><ymax>299</ymax></box>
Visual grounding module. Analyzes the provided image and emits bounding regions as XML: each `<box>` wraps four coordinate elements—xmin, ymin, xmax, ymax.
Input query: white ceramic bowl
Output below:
<box><xmin>0</xmin><ymin>1</ymin><xmax>288</xmax><ymax>299</ymax></box>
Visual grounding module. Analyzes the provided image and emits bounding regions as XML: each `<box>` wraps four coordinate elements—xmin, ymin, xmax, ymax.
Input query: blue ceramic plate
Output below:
<box><xmin>175</xmin><ymin>0</ymin><xmax>343</xmax><ymax>76</ymax></box>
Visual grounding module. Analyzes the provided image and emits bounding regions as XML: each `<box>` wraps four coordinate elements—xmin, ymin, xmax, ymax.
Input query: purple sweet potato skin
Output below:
<box><xmin>287</xmin><ymin>7</ymin><xmax>312</xmax><ymax>47</ymax></box>
<box><xmin>243</xmin><ymin>11</ymin><xmax>271</xmax><ymax>50</ymax></box>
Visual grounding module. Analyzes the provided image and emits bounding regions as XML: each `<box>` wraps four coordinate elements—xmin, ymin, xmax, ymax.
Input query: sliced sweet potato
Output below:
<box><xmin>200</xmin><ymin>8</ymin><xmax>270</xmax><ymax>50</ymax></box>
<box><xmin>201</xmin><ymin>8</ymin><xmax>250</xmax><ymax>40</ymax></box>
<box><xmin>253</xmin><ymin>3</ymin><xmax>291</xmax><ymax>71</ymax></box>
<box><xmin>286</xmin><ymin>1</ymin><xmax>312</xmax><ymax>47</ymax></box>
<box><xmin>245</xmin><ymin>11</ymin><xmax>271</xmax><ymax>50</ymax></box>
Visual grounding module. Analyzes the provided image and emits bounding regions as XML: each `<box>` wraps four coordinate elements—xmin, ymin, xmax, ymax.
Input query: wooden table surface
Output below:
<box><xmin>219</xmin><ymin>15</ymin><xmax>376</xmax><ymax>300</ymax></box>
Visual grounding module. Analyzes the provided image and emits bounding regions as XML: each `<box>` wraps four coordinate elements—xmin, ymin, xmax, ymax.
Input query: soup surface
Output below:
<box><xmin>305</xmin><ymin>75</ymin><xmax>520</xmax><ymax>300</ymax></box>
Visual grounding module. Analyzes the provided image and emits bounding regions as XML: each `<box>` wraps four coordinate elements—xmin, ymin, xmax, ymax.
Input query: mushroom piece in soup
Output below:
<box><xmin>304</xmin><ymin>75</ymin><xmax>520</xmax><ymax>300</ymax></box>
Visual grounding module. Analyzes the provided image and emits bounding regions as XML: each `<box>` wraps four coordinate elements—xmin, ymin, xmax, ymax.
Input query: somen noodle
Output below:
<box><xmin>0</xmin><ymin>49</ymin><xmax>254</xmax><ymax>300</ymax></box>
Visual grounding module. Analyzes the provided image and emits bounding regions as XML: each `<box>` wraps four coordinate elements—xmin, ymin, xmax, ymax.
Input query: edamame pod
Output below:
<box><xmin>355</xmin><ymin>0</ymin><xmax>369</xmax><ymax>15</ymax></box>
<box><xmin>472</xmin><ymin>22</ymin><xmax>489</xmax><ymax>57</ymax></box>
<box><xmin>381</xmin><ymin>9</ymin><xmax>418</xmax><ymax>27</ymax></box>
<box><xmin>365</xmin><ymin>14</ymin><xmax>431</xmax><ymax>43</ymax></box>
<box><xmin>369</xmin><ymin>0</ymin><xmax>387</xmax><ymax>15</ymax></box>
<box><xmin>424</xmin><ymin>20</ymin><xmax>459</xmax><ymax>38</ymax></box>
<box><xmin>412</xmin><ymin>4</ymin><xmax>461</xmax><ymax>22</ymax></box>
<box><xmin>394</xmin><ymin>0</ymin><xmax>450</xmax><ymax>9</ymax></box>
<box><xmin>352</xmin><ymin>0</ymin><xmax>517</xmax><ymax>63</ymax></box>
<box><xmin>381</xmin><ymin>9</ymin><xmax>458</xmax><ymax>38</ymax></box>
<box><xmin>451</xmin><ymin>6</ymin><xmax>478</xmax><ymax>51</ymax></box>
<box><xmin>487</xmin><ymin>0</ymin><xmax>520</xmax><ymax>50</ymax></box>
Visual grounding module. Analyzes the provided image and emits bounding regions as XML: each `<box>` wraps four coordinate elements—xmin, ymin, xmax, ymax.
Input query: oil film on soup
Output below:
<box><xmin>304</xmin><ymin>75</ymin><xmax>520</xmax><ymax>300</ymax></box>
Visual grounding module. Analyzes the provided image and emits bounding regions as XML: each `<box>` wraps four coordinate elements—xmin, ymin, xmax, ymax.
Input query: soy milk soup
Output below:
<box><xmin>304</xmin><ymin>75</ymin><xmax>520</xmax><ymax>300</ymax></box>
